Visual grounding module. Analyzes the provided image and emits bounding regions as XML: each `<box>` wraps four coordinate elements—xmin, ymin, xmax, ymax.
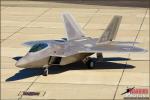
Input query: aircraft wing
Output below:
<box><xmin>53</xmin><ymin>43</ymin><xmax>147</xmax><ymax>58</ymax></box>
<box><xmin>96</xmin><ymin>41</ymin><xmax>140</xmax><ymax>45</ymax></box>
<box><xmin>79</xmin><ymin>44</ymin><xmax>147</xmax><ymax>53</ymax></box>
<box><xmin>107</xmin><ymin>41</ymin><xmax>139</xmax><ymax>45</ymax></box>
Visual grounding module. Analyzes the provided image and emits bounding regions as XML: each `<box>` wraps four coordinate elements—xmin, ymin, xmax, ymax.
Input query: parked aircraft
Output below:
<box><xmin>15</xmin><ymin>13</ymin><xmax>146</xmax><ymax>76</ymax></box>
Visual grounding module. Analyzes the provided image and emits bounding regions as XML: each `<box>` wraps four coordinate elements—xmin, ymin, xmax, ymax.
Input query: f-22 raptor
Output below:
<box><xmin>15</xmin><ymin>13</ymin><xmax>146</xmax><ymax>76</ymax></box>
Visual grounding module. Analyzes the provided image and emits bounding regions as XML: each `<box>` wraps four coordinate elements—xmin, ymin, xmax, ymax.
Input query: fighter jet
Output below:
<box><xmin>15</xmin><ymin>13</ymin><xmax>146</xmax><ymax>76</ymax></box>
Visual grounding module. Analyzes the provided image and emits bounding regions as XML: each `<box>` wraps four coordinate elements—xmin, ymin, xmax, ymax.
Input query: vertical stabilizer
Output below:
<box><xmin>97</xmin><ymin>15</ymin><xmax>122</xmax><ymax>43</ymax></box>
<box><xmin>62</xmin><ymin>13</ymin><xmax>85</xmax><ymax>40</ymax></box>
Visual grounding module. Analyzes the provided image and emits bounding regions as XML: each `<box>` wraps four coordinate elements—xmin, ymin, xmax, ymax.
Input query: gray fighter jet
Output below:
<box><xmin>15</xmin><ymin>13</ymin><xmax>146</xmax><ymax>76</ymax></box>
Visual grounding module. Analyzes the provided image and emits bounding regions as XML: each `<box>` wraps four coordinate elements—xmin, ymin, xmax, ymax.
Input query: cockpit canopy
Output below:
<box><xmin>29</xmin><ymin>43</ymin><xmax>48</xmax><ymax>52</ymax></box>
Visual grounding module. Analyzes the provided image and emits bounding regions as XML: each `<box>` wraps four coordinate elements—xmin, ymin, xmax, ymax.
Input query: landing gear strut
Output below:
<box><xmin>43</xmin><ymin>65</ymin><xmax>49</xmax><ymax>76</ymax></box>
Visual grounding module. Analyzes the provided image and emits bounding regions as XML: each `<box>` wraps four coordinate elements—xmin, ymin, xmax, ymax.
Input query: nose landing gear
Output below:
<box><xmin>43</xmin><ymin>65</ymin><xmax>49</xmax><ymax>76</ymax></box>
<box><xmin>43</xmin><ymin>56</ymin><xmax>62</xmax><ymax>76</ymax></box>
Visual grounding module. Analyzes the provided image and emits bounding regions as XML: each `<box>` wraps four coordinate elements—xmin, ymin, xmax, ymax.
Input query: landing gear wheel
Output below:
<box><xmin>43</xmin><ymin>67</ymin><xmax>48</xmax><ymax>76</ymax></box>
<box><xmin>86</xmin><ymin>59</ymin><xmax>95</xmax><ymax>69</ymax></box>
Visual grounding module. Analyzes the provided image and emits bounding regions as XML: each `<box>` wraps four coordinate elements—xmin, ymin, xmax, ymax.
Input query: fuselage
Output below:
<box><xmin>15</xmin><ymin>37</ymin><xmax>96</xmax><ymax>68</ymax></box>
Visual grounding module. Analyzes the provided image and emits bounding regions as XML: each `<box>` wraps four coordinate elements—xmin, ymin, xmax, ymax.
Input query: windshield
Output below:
<box><xmin>29</xmin><ymin>43</ymin><xmax>48</xmax><ymax>52</ymax></box>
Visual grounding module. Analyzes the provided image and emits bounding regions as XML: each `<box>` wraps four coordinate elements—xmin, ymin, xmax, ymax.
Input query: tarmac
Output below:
<box><xmin>1</xmin><ymin>0</ymin><xmax>149</xmax><ymax>100</ymax></box>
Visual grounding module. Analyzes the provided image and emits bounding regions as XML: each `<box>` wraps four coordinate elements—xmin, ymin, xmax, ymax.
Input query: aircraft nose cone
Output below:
<box><xmin>15</xmin><ymin>58</ymin><xmax>27</xmax><ymax>68</ymax></box>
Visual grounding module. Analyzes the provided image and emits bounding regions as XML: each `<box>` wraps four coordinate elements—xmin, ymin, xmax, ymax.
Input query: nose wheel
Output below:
<box><xmin>43</xmin><ymin>65</ymin><xmax>49</xmax><ymax>76</ymax></box>
<box><xmin>43</xmin><ymin>68</ymin><xmax>48</xmax><ymax>76</ymax></box>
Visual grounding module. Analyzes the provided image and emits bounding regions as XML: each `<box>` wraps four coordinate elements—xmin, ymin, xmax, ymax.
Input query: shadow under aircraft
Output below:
<box><xmin>6</xmin><ymin>57</ymin><xmax>134</xmax><ymax>81</ymax></box>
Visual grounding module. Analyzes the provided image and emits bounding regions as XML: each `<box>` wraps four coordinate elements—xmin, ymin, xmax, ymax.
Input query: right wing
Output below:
<box><xmin>62</xmin><ymin>13</ymin><xmax>85</xmax><ymax>40</ymax></box>
<box><xmin>79</xmin><ymin>44</ymin><xmax>147</xmax><ymax>53</ymax></box>
<box><xmin>96</xmin><ymin>41</ymin><xmax>140</xmax><ymax>45</ymax></box>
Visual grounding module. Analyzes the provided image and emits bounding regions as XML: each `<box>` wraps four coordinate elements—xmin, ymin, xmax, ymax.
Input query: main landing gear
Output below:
<box><xmin>83</xmin><ymin>57</ymin><xmax>96</xmax><ymax>69</ymax></box>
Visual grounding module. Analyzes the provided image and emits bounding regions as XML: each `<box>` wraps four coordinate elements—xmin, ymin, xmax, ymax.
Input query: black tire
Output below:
<box><xmin>86</xmin><ymin>59</ymin><xmax>95</xmax><ymax>69</ymax></box>
<box><xmin>43</xmin><ymin>68</ymin><xmax>48</xmax><ymax>76</ymax></box>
